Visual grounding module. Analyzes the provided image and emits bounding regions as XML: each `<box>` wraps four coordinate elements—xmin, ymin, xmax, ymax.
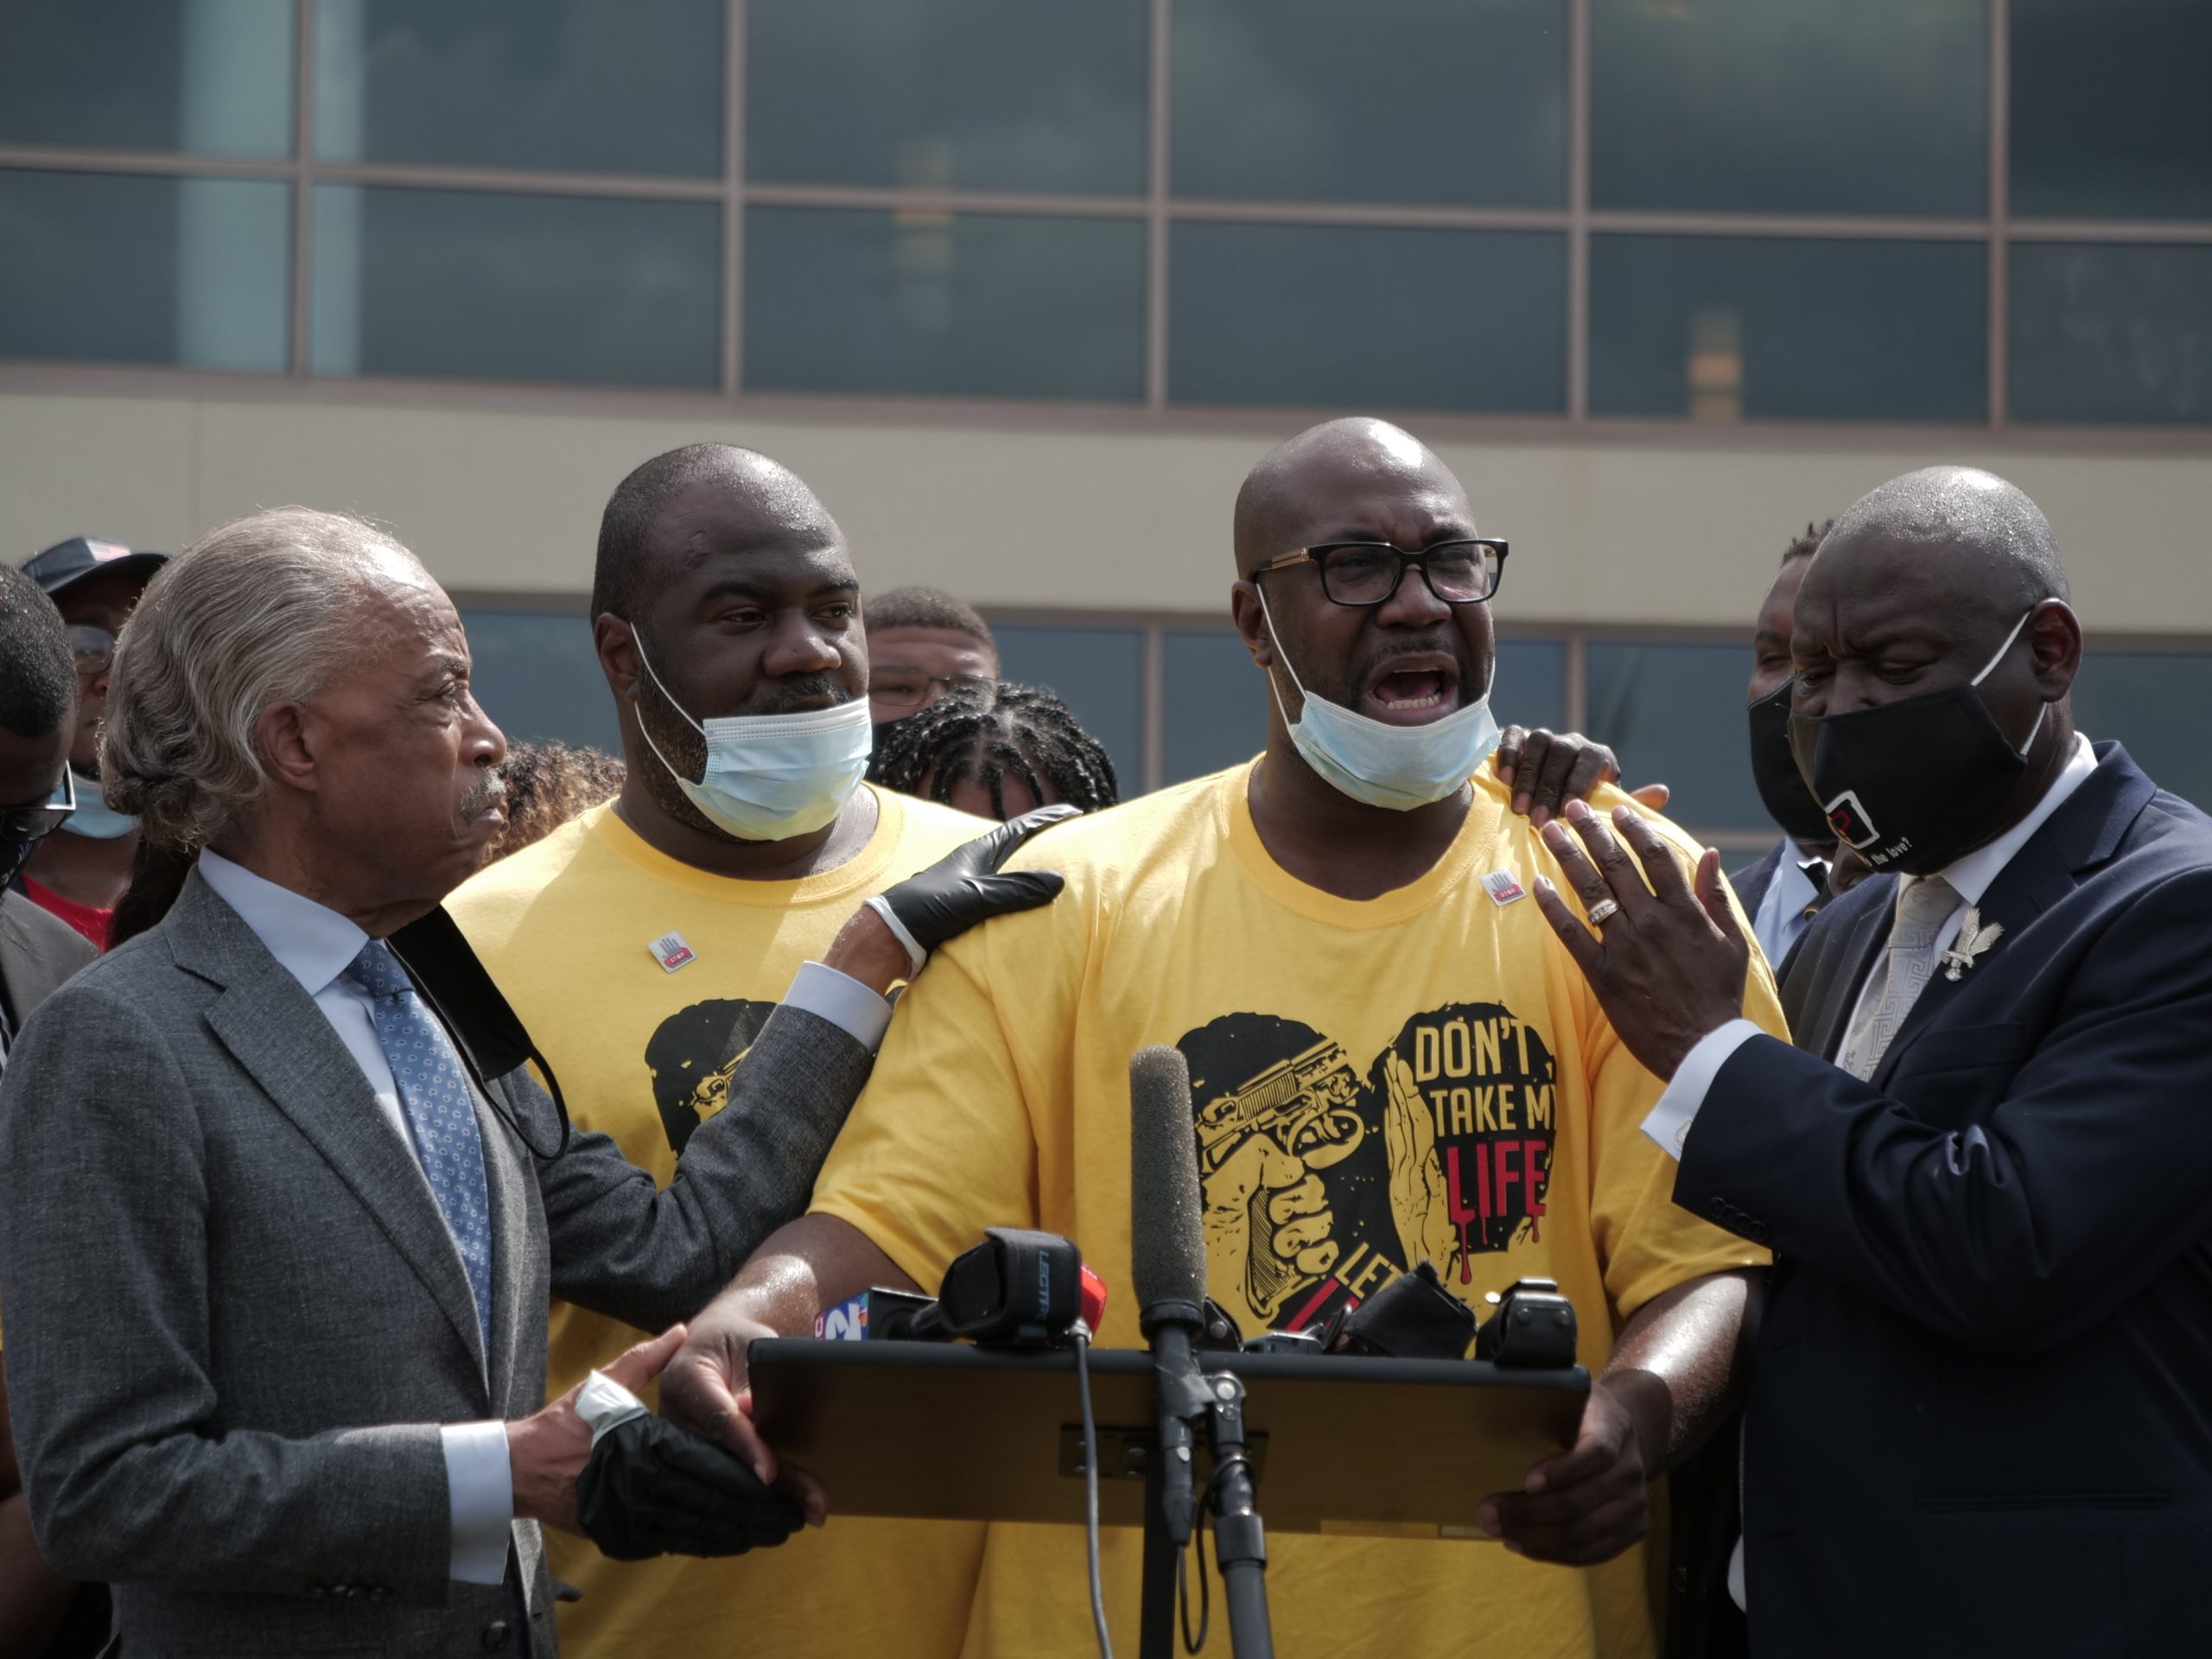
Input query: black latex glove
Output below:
<box><xmin>577</xmin><ymin>1414</ymin><xmax>808</xmax><ymax>1561</ymax></box>
<box><xmin>875</xmin><ymin>804</ymin><xmax>1080</xmax><ymax>953</ymax></box>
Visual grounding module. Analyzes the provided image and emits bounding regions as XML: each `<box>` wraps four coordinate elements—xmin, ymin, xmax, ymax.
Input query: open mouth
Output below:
<box><xmin>1361</xmin><ymin>661</ymin><xmax>1461</xmax><ymax>724</ymax></box>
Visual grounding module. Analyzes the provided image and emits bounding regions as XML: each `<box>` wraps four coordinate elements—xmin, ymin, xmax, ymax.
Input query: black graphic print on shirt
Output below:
<box><xmin>645</xmin><ymin>996</ymin><xmax>777</xmax><ymax>1154</ymax></box>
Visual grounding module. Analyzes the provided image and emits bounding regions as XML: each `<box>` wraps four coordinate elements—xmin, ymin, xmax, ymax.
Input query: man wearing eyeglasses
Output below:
<box><xmin>664</xmin><ymin>417</ymin><xmax>1788</xmax><ymax>1658</ymax></box>
<box><xmin>18</xmin><ymin>536</ymin><xmax>169</xmax><ymax>949</ymax></box>
<box><xmin>862</xmin><ymin>585</ymin><xmax>1000</xmax><ymax>731</ymax></box>
<box><xmin>0</xmin><ymin>557</ymin><xmax>104</xmax><ymax>1657</ymax></box>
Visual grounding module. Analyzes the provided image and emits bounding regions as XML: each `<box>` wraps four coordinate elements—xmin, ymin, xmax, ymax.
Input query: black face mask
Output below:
<box><xmin>1747</xmin><ymin>678</ymin><xmax>1835</xmax><ymax>848</ymax></box>
<box><xmin>1787</xmin><ymin>609</ymin><xmax>2045</xmax><ymax>877</ymax></box>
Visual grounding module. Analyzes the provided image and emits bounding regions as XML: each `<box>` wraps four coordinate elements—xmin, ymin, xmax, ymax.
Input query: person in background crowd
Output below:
<box><xmin>1551</xmin><ymin>467</ymin><xmax>2212</xmax><ymax>1656</ymax></box>
<box><xmin>0</xmin><ymin>505</ymin><xmax>964</xmax><ymax>1657</ymax></box>
<box><xmin>1733</xmin><ymin>521</ymin><xmax>1841</xmax><ymax>966</ymax></box>
<box><xmin>868</xmin><ymin>677</ymin><xmax>1119</xmax><ymax>819</ymax></box>
<box><xmin>0</xmin><ymin>561</ymin><xmax>105</xmax><ymax>1658</ymax></box>
<box><xmin>445</xmin><ymin>445</ymin><xmax>1004</xmax><ymax>1659</ymax></box>
<box><xmin>487</xmin><ymin>741</ymin><xmax>627</xmax><ymax>863</ymax></box>
<box><xmin>16</xmin><ymin>537</ymin><xmax>167</xmax><ymax>948</ymax></box>
<box><xmin>663</xmin><ymin>417</ymin><xmax>1787</xmax><ymax>1659</ymax></box>
<box><xmin>863</xmin><ymin>584</ymin><xmax>998</xmax><ymax>729</ymax></box>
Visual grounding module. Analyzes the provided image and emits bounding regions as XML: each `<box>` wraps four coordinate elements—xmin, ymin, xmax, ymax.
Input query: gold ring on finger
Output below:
<box><xmin>1586</xmin><ymin>899</ymin><xmax>1623</xmax><ymax>927</ymax></box>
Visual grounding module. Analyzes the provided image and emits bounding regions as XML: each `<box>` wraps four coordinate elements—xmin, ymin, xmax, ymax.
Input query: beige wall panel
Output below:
<box><xmin>3</xmin><ymin>388</ymin><xmax>2209</xmax><ymax>635</ymax></box>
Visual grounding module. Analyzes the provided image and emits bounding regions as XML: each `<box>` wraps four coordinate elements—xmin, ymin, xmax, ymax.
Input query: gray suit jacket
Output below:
<box><xmin>0</xmin><ymin>886</ymin><xmax>96</xmax><ymax>1039</ymax></box>
<box><xmin>0</xmin><ymin>871</ymin><xmax>871</xmax><ymax>1658</ymax></box>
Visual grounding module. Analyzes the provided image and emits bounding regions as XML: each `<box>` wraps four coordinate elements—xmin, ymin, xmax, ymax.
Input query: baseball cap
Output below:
<box><xmin>22</xmin><ymin>536</ymin><xmax>168</xmax><ymax>597</ymax></box>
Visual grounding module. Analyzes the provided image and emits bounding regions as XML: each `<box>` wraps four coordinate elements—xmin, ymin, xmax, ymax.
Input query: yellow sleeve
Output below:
<box><xmin>807</xmin><ymin>899</ymin><xmax>1074</xmax><ymax>1293</ymax></box>
<box><xmin>1571</xmin><ymin>810</ymin><xmax>1786</xmax><ymax>1319</ymax></box>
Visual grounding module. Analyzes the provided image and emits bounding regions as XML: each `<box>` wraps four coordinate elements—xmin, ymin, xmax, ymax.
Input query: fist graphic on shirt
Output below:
<box><xmin>1200</xmin><ymin>1129</ymin><xmax>1340</xmax><ymax>1329</ymax></box>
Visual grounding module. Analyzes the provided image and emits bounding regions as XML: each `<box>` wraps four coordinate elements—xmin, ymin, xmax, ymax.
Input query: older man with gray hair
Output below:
<box><xmin>0</xmin><ymin>506</ymin><xmax>976</xmax><ymax>1656</ymax></box>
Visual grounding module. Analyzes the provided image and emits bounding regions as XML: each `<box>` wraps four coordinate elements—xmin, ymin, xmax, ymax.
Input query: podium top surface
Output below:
<box><xmin>750</xmin><ymin>1338</ymin><xmax>1590</xmax><ymax>1536</ymax></box>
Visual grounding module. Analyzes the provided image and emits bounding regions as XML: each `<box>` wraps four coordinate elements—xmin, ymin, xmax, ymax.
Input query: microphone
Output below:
<box><xmin>1130</xmin><ymin>1046</ymin><xmax>1211</xmax><ymax>1550</ymax></box>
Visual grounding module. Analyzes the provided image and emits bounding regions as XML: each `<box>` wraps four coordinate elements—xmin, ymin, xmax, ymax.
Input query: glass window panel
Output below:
<box><xmin>461</xmin><ymin>610</ymin><xmax>621</xmax><ymax>753</ymax></box>
<box><xmin>1172</xmin><ymin>0</ymin><xmax>1566</xmax><ymax>207</ymax></box>
<box><xmin>1585</xmin><ymin>642</ymin><xmax>1767</xmax><ymax>833</ymax></box>
<box><xmin>744</xmin><ymin>208</ymin><xmax>1145</xmax><ymax>401</ymax></box>
<box><xmin>2012</xmin><ymin>0</ymin><xmax>2212</xmax><ymax>220</ymax></box>
<box><xmin>0</xmin><ymin>170</ymin><xmax>290</xmax><ymax>371</ymax></box>
<box><xmin>1590</xmin><ymin>0</ymin><xmax>1985</xmax><ymax>216</ymax></box>
<box><xmin>1493</xmin><ymin>638</ymin><xmax>1569</xmax><ymax>737</ymax></box>
<box><xmin>1170</xmin><ymin>223</ymin><xmax>1566</xmax><ymax>412</ymax></box>
<box><xmin>315</xmin><ymin>0</ymin><xmax>721</xmax><ymax>176</ymax></box>
<box><xmin>2009</xmin><ymin>244</ymin><xmax>2212</xmax><ymax>427</ymax></box>
<box><xmin>1589</xmin><ymin>235</ymin><xmax>1986</xmax><ymax>423</ymax></box>
<box><xmin>993</xmin><ymin>626</ymin><xmax>1144</xmax><ymax>792</ymax></box>
<box><xmin>309</xmin><ymin>185</ymin><xmax>719</xmax><ymax>386</ymax></box>
<box><xmin>747</xmin><ymin>0</ymin><xmax>1146</xmax><ymax>195</ymax></box>
<box><xmin>0</xmin><ymin>0</ymin><xmax>294</xmax><ymax>157</ymax></box>
<box><xmin>1164</xmin><ymin>630</ymin><xmax>1264</xmax><ymax>785</ymax></box>
<box><xmin>2071</xmin><ymin>652</ymin><xmax>2212</xmax><ymax>813</ymax></box>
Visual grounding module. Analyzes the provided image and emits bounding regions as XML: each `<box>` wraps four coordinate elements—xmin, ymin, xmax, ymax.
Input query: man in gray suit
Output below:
<box><xmin>0</xmin><ymin>557</ymin><xmax>104</xmax><ymax>1656</ymax></box>
<box><xmin>0</xmin><ymin>507</ymin><xmax>1056</xmax><ymax>1657</ymax></box>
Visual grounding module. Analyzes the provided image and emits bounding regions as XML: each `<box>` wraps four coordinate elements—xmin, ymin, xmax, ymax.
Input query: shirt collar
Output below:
<box><xmin>197</xmin><ymin>849</ymin><xmax>371</xmax><ymax>1001</ymax></box>
<box><xmin>1916</xmin><ymin>732</ymin><xmax>2099</xmax><ymax>909</ymax></box>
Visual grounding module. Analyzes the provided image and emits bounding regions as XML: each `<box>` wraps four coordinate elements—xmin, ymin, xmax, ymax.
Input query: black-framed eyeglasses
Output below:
<box><xmin>870</xmin><ymin>671</ymin><xmax>991</xmax><ymax>712</ymax></box>
<box><xmin>67</xmin><ymin>624</ymin><xmax>116</xmax><ymax>678</ymax></box>
<box><xmin>0</xmin><ymin>770</ymin><xmax>75</xmax><ymax>844</ymax></box>
<box><xmin>1251</xmin><ymin>538</ymin><xmax>1508</xmax><ymax>607</ymax></box>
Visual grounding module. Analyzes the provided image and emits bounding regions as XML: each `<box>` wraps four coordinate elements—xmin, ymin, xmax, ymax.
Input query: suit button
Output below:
<box><xmin>1745</xmin><ymin>1221</ymin><xmax>1772</xmax><ymax>1245</ymax></box>
<box><xmin>308</xmin><ymin>1586</ymin><xmax>330</xmax><ymax>1599</ymax></box>
<box><xmin>370</xmin><ymin>1586</ymin><xmax>391</xmax><ymax>1601</ymax></box>
<box><xmin>482</xmin><ymin>1619</ymin><xmax>511</xmax><ymax>1650</ymax></box>
<box><xmin>1707</xmin><ymin>1198</ymin><xmax>1728</xmax><ymax>1221</ymax></box>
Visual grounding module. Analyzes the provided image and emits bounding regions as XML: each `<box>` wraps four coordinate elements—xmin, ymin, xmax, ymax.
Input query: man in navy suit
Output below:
<box><xmin>1525</xmin><ymin>465</ymin><xmax>2212</xmax><ymax>1657</ymax></box>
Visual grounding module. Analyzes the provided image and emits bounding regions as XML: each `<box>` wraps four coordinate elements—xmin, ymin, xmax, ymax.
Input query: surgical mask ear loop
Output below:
<box><xmin>629</xmin><ymin>634</ymin><xmax>707</xmax><ymax>785</ymax></box>
<box><xmin>1255</xmin><ymin>584</ymin><xmax>1497</xmax><ymax>721</ymax></box>
<box><xmin>1972</xmin><ymin>606</ymin><xmax>2049</xmax><ymax>759</ymax></box>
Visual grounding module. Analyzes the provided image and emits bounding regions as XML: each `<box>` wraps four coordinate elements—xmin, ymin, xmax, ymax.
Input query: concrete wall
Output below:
<box><xmin>6</xmin><ymin>385</ymin><xmax>2209</xmax><ymax>635</ymax></box>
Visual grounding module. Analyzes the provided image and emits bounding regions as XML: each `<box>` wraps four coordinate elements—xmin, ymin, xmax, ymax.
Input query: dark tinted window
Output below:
<box><xmin>0</xmin><ymin>170</ymin><xmax>290</xmax><ymax>371</ymax></box>
<box><xmin>748</xmin><ymin>0</ymin><xmax>1147</xmax><ymax>194</ymax></box>
<box><xmin>310</xmin><ymin>186</ymin><xmax>719</xmax><ymax>386</ymax></box>
<box><xmin>0</xmin><ymin>0</ymin><xmax>294</xmax><ymax>156</ymax></box>
<box><xmin>1591</xmin><ymin>0</ymin><xmax>1985</xmax><ymax>215</ymax></box>
<box><xmin>462</xmin><ymin>610</ymin><xmax>620</xmax><ymax>752</ymax></box>
<box><xmin>745</xmin><ymin>208</ymin><xmax>1146</xmax><ymax>401</ymax></box>
<box><xmin>1493</xmin><ymin>639</ymin><xmax>1570</xmax><ymax>738</ymax></box>
<box><xmin>1164</xmin><ymin>630</ymin><xmax>1264</xmax><ymax>785</ymax></box>
<box><xmin>2012</xmin><ymin>0</ymin><xmax>2212</xmax><ymax>220</ymax></box>
<box><xmin>1170</xmin><ymin>222</ymin><xmax>1566</xmax><ymax>411</ymax></box>
<box><xmin>315</xmin><ymin>0</ymin><xmax>722</xmax><ymax>176</ymax></box>
<box><xmin>1585</xmin><ymin>641</ymin><xmax>1765</xmax><ymax>833</ymax></box>
<box><xmin>2070</xmin><ymin>653</ymin><xmax>2212</xmax><ymax>812</ymax></box>
<box><xmin>994</xmin><ymin>626</ymin><xmax>1145</xmax><ymax>788</ymax></box>
<box><xmin>1590</xmin><ymin>235</ymin><xmax>1986</xmax><ymax>423</ymax></box>
<box><xmin>2009</xmin><ymin>244</ymin><xmax>2212</xmax><ymax>426</ymax></box>
<box><xmin>1173</xmin><ymin>0</ymin><xmax>1566</xmax><ymax>207</ymax></box>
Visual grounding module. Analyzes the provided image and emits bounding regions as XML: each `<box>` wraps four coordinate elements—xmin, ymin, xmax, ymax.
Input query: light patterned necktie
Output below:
<box><xmin>346</xmin><ymin>939</ymin><xmax>493</xmax><ymax>1355</ymax></box>
<box><xmin>1834</xmin><ymin>876</ymin><xmax>1961</xmax><ymax>1082</ymax></box>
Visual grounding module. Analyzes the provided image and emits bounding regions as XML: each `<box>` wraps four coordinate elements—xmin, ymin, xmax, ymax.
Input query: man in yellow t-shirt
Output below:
<box><xmin>662</xmin><ymin>419</ymin><xmax>1787</xmax><ymax>1658</ymax></box>
<box><xmin>448</xmin><ymin>443</ymin><xmax>1000</xmax><ymax>1656</ymax></box>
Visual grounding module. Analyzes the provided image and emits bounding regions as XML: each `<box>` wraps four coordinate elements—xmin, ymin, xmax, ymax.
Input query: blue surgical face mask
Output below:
<box><xmin>632</xmin><ymin>640</ymin><xmax>873</xmax><ymax>842</ymax></box>
<box><xmin>60</xmin><ymin>768</ymin><xmax>137</xmax><ymax>841</ymax></box>
<box><xmin>1256</xmin><ymin>588</ymin><xmax>1500</xmax><ymax>812</ymax></box>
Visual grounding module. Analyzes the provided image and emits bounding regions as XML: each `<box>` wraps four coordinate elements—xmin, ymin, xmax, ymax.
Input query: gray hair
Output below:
<box><xmin>103</xmin><ymin>506</ymin><xmax>421</xmax><ymax>849</ymax></box>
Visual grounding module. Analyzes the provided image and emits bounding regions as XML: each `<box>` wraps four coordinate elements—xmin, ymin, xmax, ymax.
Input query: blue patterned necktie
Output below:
<box><xmin>345</xmin><ymin>939</ymin><xmax>493</xmax><ymax>1357</ymax></box>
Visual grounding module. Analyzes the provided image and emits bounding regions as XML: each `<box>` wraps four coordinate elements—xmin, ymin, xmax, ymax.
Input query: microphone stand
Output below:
<box><xmin>1139</xmin><ymin>1302</ymin><xmax>1212</xmax><ymax>1659</ymax></box>
<box><xmin>1198</xmin><ymin>1370</ymin><xmax>1274</xmax><ymax>1659</ymax></box>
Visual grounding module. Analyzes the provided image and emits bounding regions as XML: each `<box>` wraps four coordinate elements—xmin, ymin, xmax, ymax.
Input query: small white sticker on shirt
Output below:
<box><xmin>1482</xmin><ymin>869</ymin><xmax>1527</xmax><ymax>906</ymax></box>
<box><xmin>650</xmin><ymin>931</ymin><xmax>696</xmax><ymax>973</ymax></box>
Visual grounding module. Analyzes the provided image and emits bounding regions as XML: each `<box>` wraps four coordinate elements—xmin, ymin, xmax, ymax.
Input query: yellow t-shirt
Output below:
<box><xmin>811</xmin><ymin>761</ymin><xmax>1783</xmax><ymax>1659</ymax></box>
<box><xmin>448</xmin><ymin>785</ymin><xmax>989</xmax><ymax>1658</ymax></box>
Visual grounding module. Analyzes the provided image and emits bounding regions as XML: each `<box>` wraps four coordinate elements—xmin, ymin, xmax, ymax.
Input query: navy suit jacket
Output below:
<box><xmin>1675</xmin><ymin>742</ymin><xmax>2212</xmax><ymax>1657</ymax></box>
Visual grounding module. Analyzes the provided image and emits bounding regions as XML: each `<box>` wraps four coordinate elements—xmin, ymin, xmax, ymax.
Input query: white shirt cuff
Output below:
<box><xmin>442</xmin><ymin>1420</ymin><xmax>514</xmax><ymax>1585</ymax></box>
<box><xmin>785</xmin><ymin>959</ymin><xmax>894</xmax><ymax>1053</ymax></box>
<box><xmin>1640</xmin><ymin>1019</ymin><xmax>1764</xmax><ymax>1160</ymax></box>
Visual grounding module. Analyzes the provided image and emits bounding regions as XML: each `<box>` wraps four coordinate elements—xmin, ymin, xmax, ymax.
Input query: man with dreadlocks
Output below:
<box><xmin>868</xmin><ymin>678</ymin><xmax>1118</xmax><ymax>820</ymax></box>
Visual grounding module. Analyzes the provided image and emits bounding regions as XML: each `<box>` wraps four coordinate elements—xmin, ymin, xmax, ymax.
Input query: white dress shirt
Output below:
<box><xmin>197</xmin><ymin>854</ymin><xmax>897</xmax><ymax>1584</ymax></box>
<box><xmin>1642</xmin><ymin>733</ymin><xmax>2100</xmax><ymax>1157</ymax></box>
<box><xmin>1749</xmin><ymin>844</ymin><xmax>1826</xmax><ymax>969</ymax></box>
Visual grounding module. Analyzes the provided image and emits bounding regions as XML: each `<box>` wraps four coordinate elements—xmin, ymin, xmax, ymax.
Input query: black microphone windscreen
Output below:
<box><xmin>1129</xmin><ymin>1045</ymin><xmax>1207</xmax><ymax>1317</ymax></box>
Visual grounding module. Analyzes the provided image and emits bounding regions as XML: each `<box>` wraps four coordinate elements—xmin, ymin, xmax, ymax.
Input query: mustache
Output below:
<box><xmin>458</xmin><ymin>772</ymin><xmax>506</xmax><ymax>823</ymax></box>
<box><xmin>1351</xmin><ymin>636</ymin><xmax>1477</xmax><ymax>691</ymax></box>
<box><xmin>737</xmin><ymin>676</ymin><xmax>849</xmax><ymax>715</ymax></box>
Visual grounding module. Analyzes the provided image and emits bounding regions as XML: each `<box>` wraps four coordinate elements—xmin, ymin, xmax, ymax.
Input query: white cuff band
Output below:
<box><xmin>863</xmin><ymin>895</ymin><xmax>929</xmax><ymax>978</ymax></box>
<box><xmin>576</xmin><ymin>1370</ymin><xmax>652</xmax><ymax>1448</ymax></box>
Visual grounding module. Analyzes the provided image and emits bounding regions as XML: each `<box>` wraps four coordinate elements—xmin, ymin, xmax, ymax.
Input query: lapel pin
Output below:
<box><xmin>649</xmin><ymin>931</ymin><xmax>696</xmax><ymax>974</ymax></box>
<box><xmin>1482</xmin><ymin>869</ymin><xmax>1527</xmax><ymax>906</ymax></box>
<box><xmin>1939</xmin><ymin>908</ymin><xmax>2004</xmax><ymax>982</ymax></box>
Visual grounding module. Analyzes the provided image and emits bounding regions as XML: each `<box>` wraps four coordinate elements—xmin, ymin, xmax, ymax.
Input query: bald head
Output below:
<box><xmin>1233</xmin><ymin>417</ymin><xmax>1471</xmax><ymax>577</ymax></box>
<box><xmin>592</xmin><ymin>442</ymin><xmax>842</xmax><ymax>621</ymax></box>
<box><xmin>1815</xmin><ymin>467</ymin><xmax>2069</xmax><ymax>618</ymax></box>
